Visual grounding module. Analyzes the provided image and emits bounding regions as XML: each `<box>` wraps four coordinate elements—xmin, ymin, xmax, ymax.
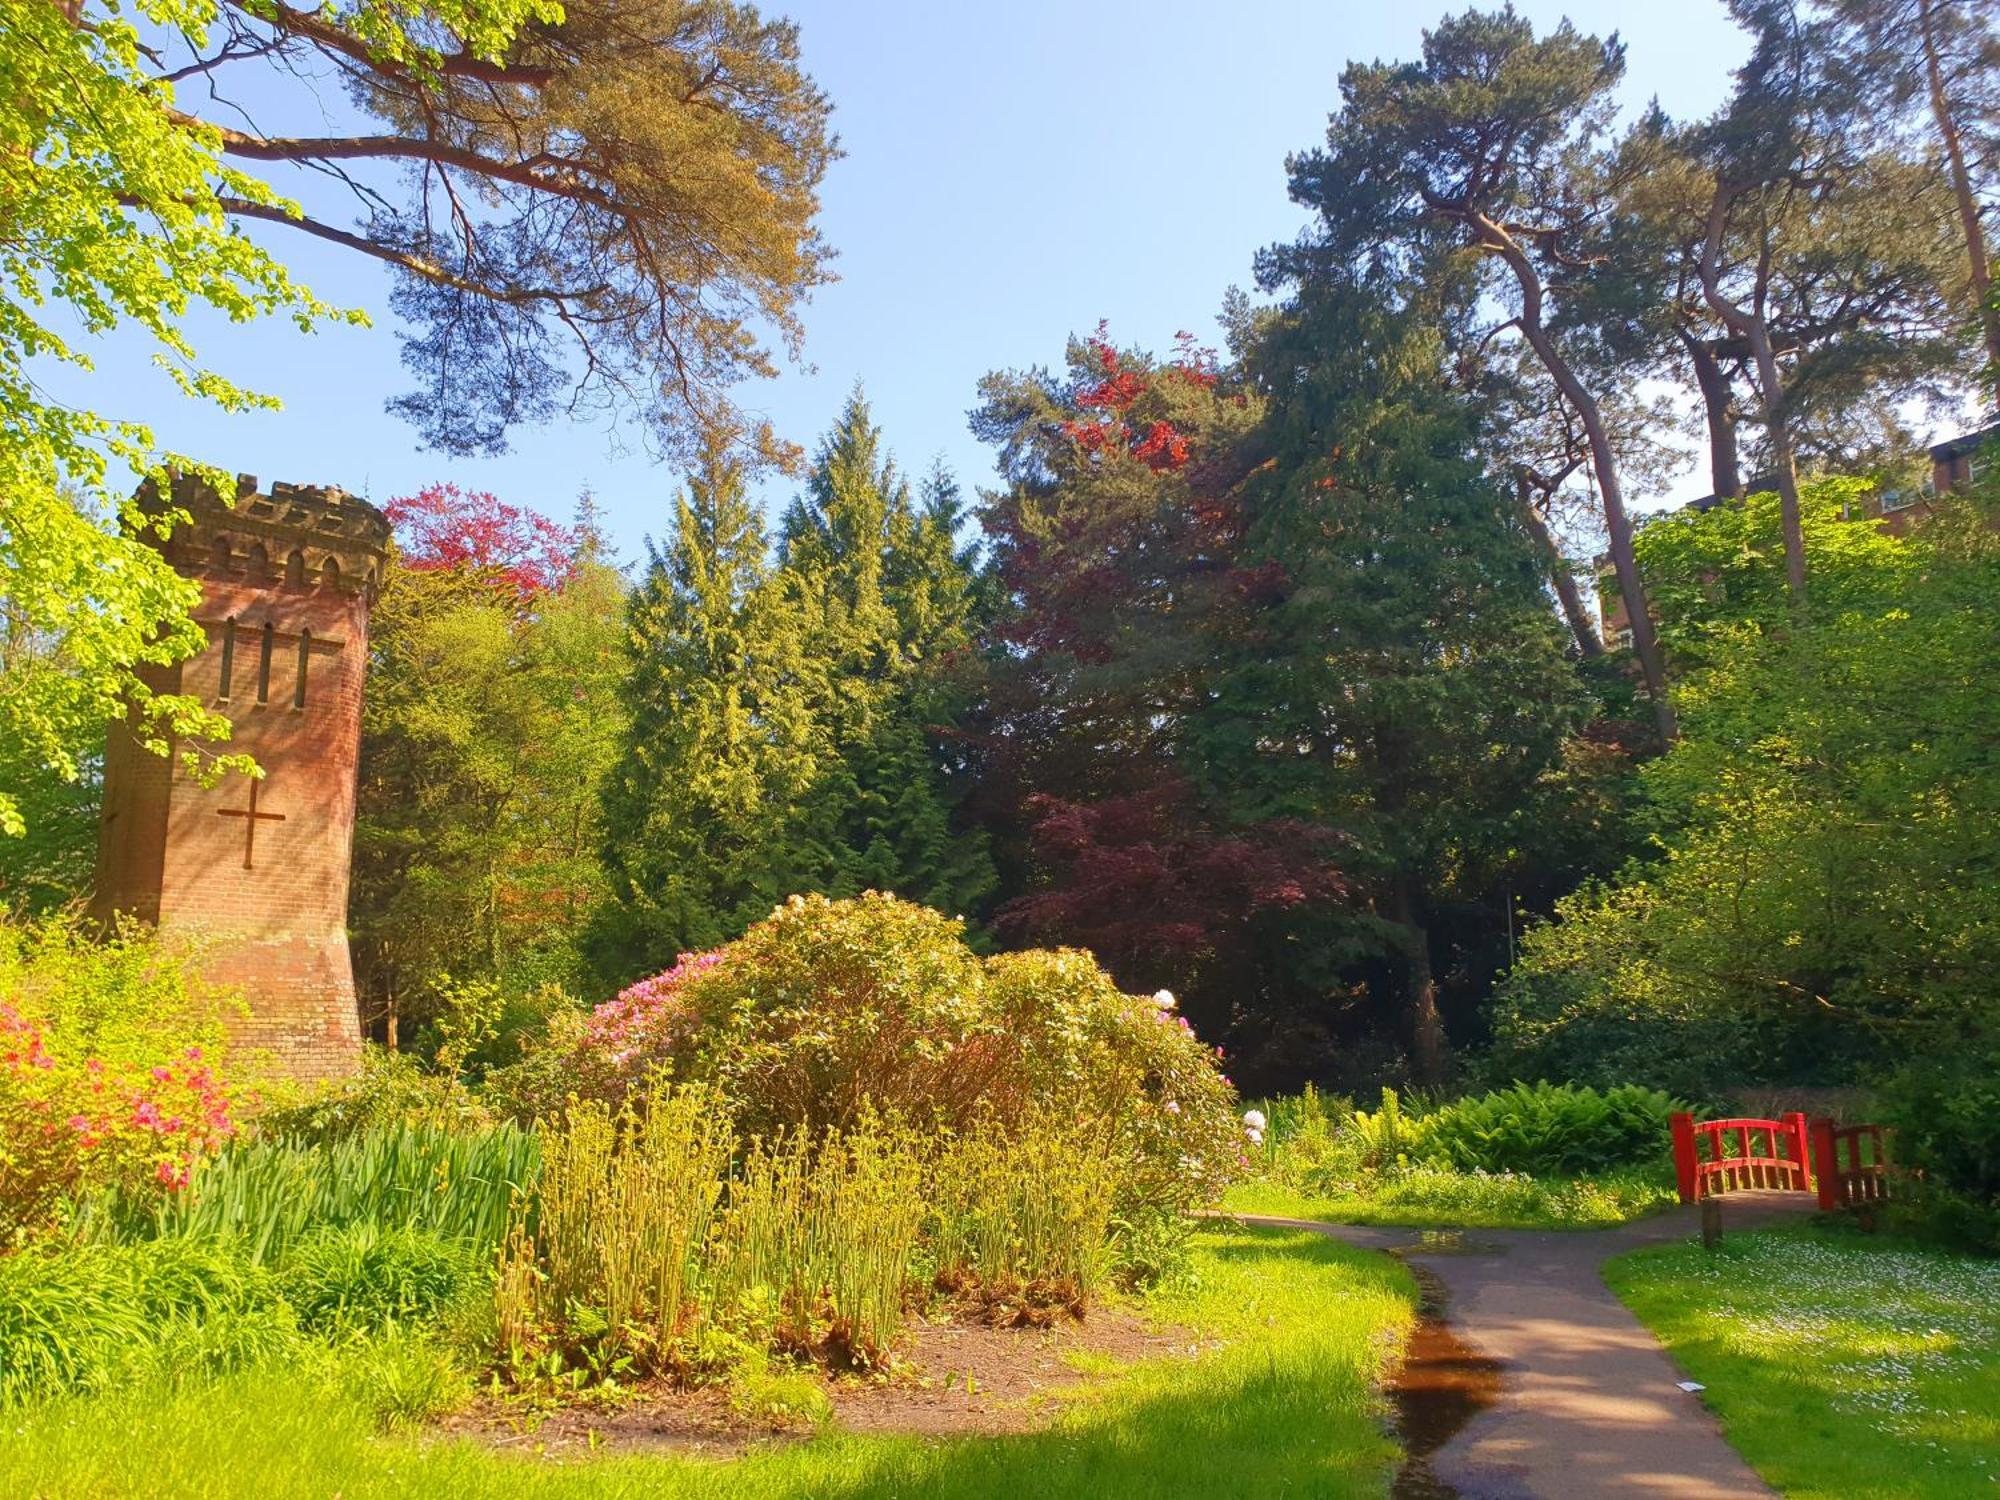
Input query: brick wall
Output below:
<box><xmin>93</xmin><ymin>477</ymin><xmax>388</xmax><ymax>1082</ymax></box>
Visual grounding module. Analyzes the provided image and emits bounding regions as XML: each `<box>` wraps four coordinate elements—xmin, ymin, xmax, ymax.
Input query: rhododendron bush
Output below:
<box><xmin>517</xmin><ymin>893</ymin><xmax>1241</xmax><ymax>1218</ymax></box>
<box><xmin>0</xmin><ymin>918</ymin><xmax>239</xmax><ymax>1241</ymax></box>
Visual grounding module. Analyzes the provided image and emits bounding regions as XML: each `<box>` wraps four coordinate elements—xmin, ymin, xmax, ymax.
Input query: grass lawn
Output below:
<box><xmin>1606</xmin><ymin>1227</ymin><xmax>2000</xmax><ymax>1499</ymax></box>
<box><xmin>1222</xmin><ymin>1167</ymin><xmax>1678</xmax><ymax>1230</ymax></box>
<box><xmin>0</xmin><ymin>1223</ymin><xmax>1415</xmax><ymax>1500</ymax></box>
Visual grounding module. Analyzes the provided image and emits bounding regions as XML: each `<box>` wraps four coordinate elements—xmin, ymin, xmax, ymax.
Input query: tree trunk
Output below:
<box><xmin>1698</xmin><ymin>184</ymin><xmax>1808</xmax><ymax>602</ymax></box>
<box><xmin>1387</xmin><ymin>879</ymin><xmax>1446</xmax><ymax>1085</ymax></box>
<box><xmin>1746</xmin><ymin>325</ymin><xmax>1808</xmax><ymax>598</ymax></box>
<box><xmin>1510</xmin><ymin>321</ymin><xmax>1674</xmax><ymax>730</ymax></box>
<box><xmin>1471</xmin><ymin>213</ymin><xmax>1676</xmax><ymax>738</ymax></box>
<box><xmin>1918</xmin><ymin>0</ymin><xmax>2000</xmax><ymax>373</ymax></box>
<box><xmin>1514</xmin><ymin>476</ymin><xmax>1603</xmax><ymax>656</ymax></box>
<box><xmin>1681</xmin><ymin>329</ymin><xmax>1743</xmax><ymax>499</ymax></box>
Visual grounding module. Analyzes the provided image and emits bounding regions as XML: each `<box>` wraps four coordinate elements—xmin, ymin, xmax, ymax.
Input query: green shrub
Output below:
<box><xmin>982</xmin><ymin>948</ymin><xmax>1241</xmax><ymax>1220</ymax></box>
<box><xmin>1877</xmin><ymin>1030</ymin><xmax>2000</xmax><ymax>1252</ymax></box>
<box><xmin>535</xmin><ymin>895</ymin><xmax>1241</xmax><ymax>1224</ymax></box>
<box><xmin>252</xmin><ymin>1048</ymin><xmax>491</xmax><ymax>1144</ymax></box>
<box><xmin>0</xmin><ymin>1238</ymin><xmax>292</xmax><ymax>1404</ymax></box>
<box><xmin>0</xmin><ymin>915</ymin><xmax>241</xmax><ymax>1241</ymax></box>
<box><xmin>83</xmin><ymin>1123</ymin><xmax>538</xmax><ymax>1262</ymax></box>
<box><xmin>1420</xmin><ymin>1082</ymin><xmax>1682</xmax><ymax>1177</ymax></box>
<box><xmin>1344</xmin><ymin>1087</ymin><xmax>1431</xmax><ymax>1171</ymax></box>
<box><xmin>278</xmin><ymin>1226</ymin><xmax>483</xmax><ymax>1333</ymax></box>
<box><xmin>637</xmin><ymin>894</ymin><xmax>999</xmax><ymax>1132</ymax></box>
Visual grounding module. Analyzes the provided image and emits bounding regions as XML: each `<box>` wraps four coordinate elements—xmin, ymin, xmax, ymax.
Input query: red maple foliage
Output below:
<box><xmin>1061</xmin><ymin>326</ymin><xmax>1193</xmax><ymax>472</ymax></box>
<box><xmin>383</xmin><ymin>483</ymin><xmax>581</xmax><ymax>600</ymax></box>
<box><xmin>994</xmin><ymin>783</ymin><xmax>1346</xmax><ymax>986</ymax></box>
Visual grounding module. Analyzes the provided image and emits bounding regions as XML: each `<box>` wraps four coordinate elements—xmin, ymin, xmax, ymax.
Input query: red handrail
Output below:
<box><xmin>1671</xmin><ymin>1111</ymin><xmax>1812</xmax><ymax>1202</ymax></box>
<box><xmin>1811</xmin><ymin>1120</ymin><xmax>1891</xmax><ymax>1210</ymax></box>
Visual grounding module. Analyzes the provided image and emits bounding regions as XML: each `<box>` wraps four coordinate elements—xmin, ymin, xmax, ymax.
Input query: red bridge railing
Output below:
<box><xmin>1671</xmin><ymin>1111</ymin><xmax>1812</xmax><ymax>1202</ymax></box>
<box><xmin>1671</xmin><ymin>1110</ymin><xmax>1893</xmax><ymax>1208</ymax></box>
<box><xmin>1810</xmin><ymin>1120</ymin><xmax>1891</xmax><ymax>1210</ymax></box>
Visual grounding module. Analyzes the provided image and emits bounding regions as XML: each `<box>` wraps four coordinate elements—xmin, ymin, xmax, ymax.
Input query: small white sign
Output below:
<box><xmin>1676</xmin><ymin>1381</ymin><xmax>1706</xmax><ymax>1393</ymax></box>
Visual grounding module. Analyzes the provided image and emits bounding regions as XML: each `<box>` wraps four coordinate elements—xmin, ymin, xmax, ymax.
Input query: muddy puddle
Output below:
<box><xmin>1386</xmin><ymin>1264</ymin><xmax>1504</xmax><ymax>1500</ymax></box>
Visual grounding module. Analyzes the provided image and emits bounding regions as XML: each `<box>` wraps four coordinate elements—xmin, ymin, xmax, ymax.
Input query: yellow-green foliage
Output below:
<box><xmin>87</xmin><ymin>1123</ymin><xmax>538</xmax><ymax>1264</ymax></box>
<box><xmin>500</xmin><ymin>1089</ymin><xmax>922</xmax><ymax>1375</ymax></box>
<box><xmin>983</xmin><ymin>948</ymin><xmax>1241</xmax><ymax>1216</ymax></box>
<box><xmin>498</xmin><ymin>1088</ymin><xmax>730</xmax><ymax>1369</ymax></box>
<box><xmin>0</xmin><ymin>916</ymin><xmax>242</xmax><ymax>1240</ymax></box>
<box><xmin>925</xmin><ymin>1114</ymin><xmax>1116</xmax><ymax>1313</ymax></box>
<box><xmin>718</xmin><ymin>1118</ymin><xmax>922</xmax><ymax>1362</ymax></box>
<box><xmin>572</xmin><ymin>896</ymin><xmax>1240</xmax><ymax>1224</ymax></box>
<box><xmin>668</xmin><ymin>894</ymin><xmax>1001</xmax><ymax>1132</ymax></box>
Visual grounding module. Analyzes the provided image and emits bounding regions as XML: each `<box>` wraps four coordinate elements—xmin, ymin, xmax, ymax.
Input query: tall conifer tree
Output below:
<box><xmin>775</xmin><ymin>392</ymin><xmax>995</xmax><ymax>916</ymax></box>
<box><xmin>598</xmin><ymin>442</ymin><xmax>816</xmax><ymax>968</ymax></box>
<box><xmin>1206</xmin><ymin>279</ymin><xmax>1595</xmax><ymax>1081</ymax></box>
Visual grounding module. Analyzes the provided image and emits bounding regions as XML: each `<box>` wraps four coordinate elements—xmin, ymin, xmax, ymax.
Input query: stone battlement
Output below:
<box><xmin>140</xmin><ymin>471</ymin><xmax>392</xmax><ymax>596</ymax></box>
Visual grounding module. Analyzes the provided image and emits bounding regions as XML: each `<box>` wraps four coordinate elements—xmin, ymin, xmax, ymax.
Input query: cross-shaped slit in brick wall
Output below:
<box><xmin>217</xmin><ymin>777</ymin><xmax>286</xmax><ymax>870</ymax></box>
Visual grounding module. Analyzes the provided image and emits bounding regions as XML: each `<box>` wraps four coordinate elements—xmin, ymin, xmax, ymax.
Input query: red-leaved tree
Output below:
<box><xmin>994</xmin><ymin>784</ymin><xmax>1346</xmax><ymax>989</ymax></box>
<box><xmin>383</xmin><ymin>483</ymin><xmax>582</xmax><ymax>600</ymax></box>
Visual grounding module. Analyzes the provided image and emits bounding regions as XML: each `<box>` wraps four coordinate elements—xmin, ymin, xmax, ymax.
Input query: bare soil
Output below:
<box><xmin>454</xmin><ymin>1308</ymin><xmax>1200</xmax><ymax>1460</ymax></box>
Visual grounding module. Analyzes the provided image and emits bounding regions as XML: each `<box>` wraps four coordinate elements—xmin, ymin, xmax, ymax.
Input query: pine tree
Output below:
<box><xmin>597</xmin><ymin>443</ymin><xmax>817</xmax><ymax>971</ymax></box>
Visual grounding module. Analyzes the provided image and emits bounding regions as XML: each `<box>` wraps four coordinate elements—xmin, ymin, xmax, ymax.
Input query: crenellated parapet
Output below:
<box><xmin>139</xmin><ymin>472</ymin><xmax>391</xmax><ymax>598</ymax></box>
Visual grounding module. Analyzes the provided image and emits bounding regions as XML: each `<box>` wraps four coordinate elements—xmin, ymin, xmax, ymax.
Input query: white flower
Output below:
<box><xmin>1164</xmin><ymin>1100</ymin><xmax>1181</xmax><ymax>1115</ymax></box>
<box><xmin>1242</xmin><ymin>1109</ymin><xmax>1267</xmax><ymax>1131</ymax></box>
<box><xmin>1151</xmin><ymin>989</ymin><xmax>1176</xmax><ymax>1011</ymax></box>
<box><xmin>1245</xmin><ymin>1127</ymin><xmax>1264</xmax><ymax>1147</ymax></box>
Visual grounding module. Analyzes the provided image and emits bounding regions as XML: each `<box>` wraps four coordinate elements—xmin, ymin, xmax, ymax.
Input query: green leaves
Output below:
<box><xmin>1423</xmin><ymin>1082</ymin><xmax>1682</xmax><ymax>1177</ymax></box>
<box><xmin>1493</xmin><ymin>484</ymin><xmax>2000</xmax><ymax>1093</ymax></box>
<box><xmin>1</xmin><ymin>0</ymin><xmax>359</xmax><ymax>835</ymax></box>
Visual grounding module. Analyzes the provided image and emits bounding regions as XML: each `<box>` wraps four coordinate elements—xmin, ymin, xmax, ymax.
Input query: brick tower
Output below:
<box><xmin>93</xmin><ymin>474</ymin><xmax>391</xmax><ymax>1078</ymax></box>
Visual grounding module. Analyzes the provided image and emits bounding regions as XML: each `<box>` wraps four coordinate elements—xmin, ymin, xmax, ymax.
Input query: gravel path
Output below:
<box><xmin>1231</xmin><ymin>1192</ymin><xmax>1820</xmax><ymax>1499</ymax></box>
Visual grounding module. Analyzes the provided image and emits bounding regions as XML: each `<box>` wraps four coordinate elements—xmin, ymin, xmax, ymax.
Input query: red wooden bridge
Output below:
<box><xmin>1670</xmin><ymin>1111</ymin><xmax>1890</xmax><ymax>1210</ymax></box>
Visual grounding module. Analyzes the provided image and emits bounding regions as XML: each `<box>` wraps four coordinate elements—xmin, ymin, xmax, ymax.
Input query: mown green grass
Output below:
<box><xmin>0</xmin><ymin>1223</ymin><xmax>1415</xmax><ymax>1500</ymax></box>
<box><xmin>1606</xmin><ymin>1227</ymin><xmax>2000</xmax><ymax>1499</ymax></box>
<box><xmin>1222</xmin><ymin>1166</ymin><xmax>1678</xmax><ymax>1230</ymax></box>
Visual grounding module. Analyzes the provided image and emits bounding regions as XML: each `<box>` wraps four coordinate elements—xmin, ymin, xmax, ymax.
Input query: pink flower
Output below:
<box><xmin>151</xmin><ymin>1066</ymin><xmax>173</xmax><ymax>1083</ymax></box>
<box><xmin>67</xmin><ymin>1114</ymin><xmax>91</xmax><ymax>1132</ymax></box>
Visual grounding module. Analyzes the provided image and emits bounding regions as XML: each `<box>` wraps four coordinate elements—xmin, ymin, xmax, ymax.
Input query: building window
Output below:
<box><xmin>1614</xmin><ymin>628</ymin><xmax>1634</xmax><ymax>651</ymax></box>
<box><xmin>218</xmin><ymin>618</ymin><xmax>236</xmax><ymax>701</ymax></box>
<box><xmin>294</xmin><ymin>629</ymin><xmax>311</xmax><ymax>709</ymax></box>
<box><xmin>1880</xmin><ymin>488</ymin><xmax>1917</xmax><ymax>514</ymax></box>
<box><xmin>257</xmin><ymin>622</ymin><xmax>274</xmax><ymax>704</ymax></box>
<box><xmin>1968</xmin><ymin>453</ymin><xmax>1988</xmax><ymax>487</ymax></box>
<box><xmin>285</xmin><ymin>550</ymin><xmax>306</xmax><ymax>587</ymax></box>
<box><xmin>321</xmin><ymin>557</ymin><xmax>341</xmax><ymax>588</ymax></box>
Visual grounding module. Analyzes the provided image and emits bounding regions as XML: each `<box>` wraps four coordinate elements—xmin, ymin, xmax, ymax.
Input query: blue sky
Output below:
<box><xmin>77</xmin><ymin>1</ymin><xmax>1761</xmax><ymax>564</ymax></box>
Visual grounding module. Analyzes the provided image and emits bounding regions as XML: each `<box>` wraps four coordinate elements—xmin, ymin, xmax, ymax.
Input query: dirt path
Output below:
<box><xmin>1231</xmin><ymin>1192</ymin><xmax>1819</xmax><ymax>1499</ymax></box>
